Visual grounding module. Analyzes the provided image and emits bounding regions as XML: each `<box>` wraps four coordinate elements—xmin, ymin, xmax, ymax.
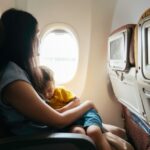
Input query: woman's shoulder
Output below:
<box><xmin>6</xmin><ymin>61</ymin><xmax>24</xmax><ymax>73</ymax></box>
<box><xmin>0</xmin><ymin>61</ymin><xmax>31</xmax><ymax>91</ymax></box>
<box><xmin>3</xmin><ymin>61</ymin><xmax>29</xmax><ymax>79</ymax></box>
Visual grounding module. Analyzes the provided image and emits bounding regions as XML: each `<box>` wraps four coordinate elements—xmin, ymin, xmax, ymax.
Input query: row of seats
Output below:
<box><xmin>108</xmin><ymin>8</ymin><xmax>150</xmax><ymax>150</ymax></box>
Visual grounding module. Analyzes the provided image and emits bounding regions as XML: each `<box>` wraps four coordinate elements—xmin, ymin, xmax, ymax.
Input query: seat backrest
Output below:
<box><xmin>123</xmin><ymin>106</ymin><xmax>150</xmax><ymax>150</ymax></box>
<box><xmin>136</xmin><ymin>8</ymin><xmax>150</xmax><ymax>123</ymax></box>
<box><xmin>108</xmin><ymin>24</ymin><xmax>145</xmax><ymax>118</ymax></box>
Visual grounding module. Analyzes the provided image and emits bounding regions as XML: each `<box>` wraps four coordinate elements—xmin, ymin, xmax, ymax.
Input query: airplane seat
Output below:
<box><xmin>121</xmin><ymin>8</ymin><xmax>150</xmax><ymax>150</ymax></box>
<box><xmin>108</xmin><ymin>24</ymin><xmax>145</xmax><ymax>117</ymax></box>
<box><xmin>136</xmin><ymin>8</ymin><xmax>150</xmax><ymax>123</ymax></box>
<box><xmin>0</xmin><ymin>115</ymin><xmax>96</xmax><ymax>149</ymax></box>
<box><xmin>123</xmin><ymin>106</ymin><xmax>150</xmax><ymax>150</ymax></box>
<box><xmin>108</xmin><ymin>23</ymin><xmax>150</xmax><ymax>149</ymax></box>
<box><xmin>119</xmin><ymin>8</ymin><xmax>150</xmax><ymax>150</ymax></box>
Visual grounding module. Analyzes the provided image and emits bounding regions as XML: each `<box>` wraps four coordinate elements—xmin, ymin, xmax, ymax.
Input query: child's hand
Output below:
<box><xmin>56</xmin><ymin>98</ymin><xmax>80</xmax><ymax>113</ymax></box>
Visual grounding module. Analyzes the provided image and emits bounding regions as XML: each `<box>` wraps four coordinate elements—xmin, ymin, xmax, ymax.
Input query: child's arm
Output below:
<box><xmin>56</xmin><ymin>97</ymin><xmax>80</xmax><ymax>113</ymax></box>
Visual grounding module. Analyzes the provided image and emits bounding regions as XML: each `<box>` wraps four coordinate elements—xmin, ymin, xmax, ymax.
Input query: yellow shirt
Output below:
<box><xmin>47</xmin><ymin>87</ymin><xmax>75</xmax><ymax>109</ymax></box>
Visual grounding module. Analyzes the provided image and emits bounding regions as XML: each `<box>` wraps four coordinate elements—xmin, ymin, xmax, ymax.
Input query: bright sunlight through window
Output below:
<box><xmin>39</xmin><ymin>27</ymin><xmax>79</xmax><ymax>84</ymax></box>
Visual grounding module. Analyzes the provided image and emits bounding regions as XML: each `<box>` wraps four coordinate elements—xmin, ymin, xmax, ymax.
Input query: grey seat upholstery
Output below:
<box><xmin>0</xmin><ymin>118</ymin><xmax>96</xmax><ymax>150</ymax></box>
<box><xmin>0</xmin><ymin>132</ymin><xmax>96</xmax><ymax>150</ymax></box>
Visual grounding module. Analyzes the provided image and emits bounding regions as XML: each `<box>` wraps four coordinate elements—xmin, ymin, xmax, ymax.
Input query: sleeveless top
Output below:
<box><xmin>0</xmin><ymin>62</ymin><xmax>50</xmax><ymax>135</ymax></box>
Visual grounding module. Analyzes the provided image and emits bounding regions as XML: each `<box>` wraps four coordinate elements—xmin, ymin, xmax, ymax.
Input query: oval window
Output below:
<box><xmin>39</xmin><ymin>25</ymin><xmax>79</xmax><ymax>84</ymax></box>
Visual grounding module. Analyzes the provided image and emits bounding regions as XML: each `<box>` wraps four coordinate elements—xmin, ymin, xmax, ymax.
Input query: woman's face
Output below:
<box><xmin>32</xmin><ymin>27</ymin><xmax>40</xmax><ymax>64</ymax></box>
<box><xmin>34</xmin><ymin>27</ymin><xmax>40</xmax><ymax>55</ymax></box>
<box><xmin>43</xmin><ymin>81</ymin><xmax>55</xmax><ymax>99</ymax></box>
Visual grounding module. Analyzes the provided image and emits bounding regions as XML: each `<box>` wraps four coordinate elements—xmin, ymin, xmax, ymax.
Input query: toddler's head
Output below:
<box><xmin>39</xmin><ymin>66</ymin><xmax>55</xmax><ymax>99</ymax></box>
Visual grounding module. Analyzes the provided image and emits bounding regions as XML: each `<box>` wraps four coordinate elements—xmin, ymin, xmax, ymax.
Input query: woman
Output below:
<box><xmin>0</xmin><ymin>8</ymin><xmax>116</xmax><ymax>150</ymax></box>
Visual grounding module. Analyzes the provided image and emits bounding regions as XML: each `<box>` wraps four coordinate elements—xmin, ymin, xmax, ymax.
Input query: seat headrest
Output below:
<box><xmin>110</xmin><ymin>24</ymin><xmax>135</xmax><ymax>36</ymax></box>
<box><xmin>138</xmin><ymin>8</ymin><xmax>150</xmax><ymax>23</ymax></box>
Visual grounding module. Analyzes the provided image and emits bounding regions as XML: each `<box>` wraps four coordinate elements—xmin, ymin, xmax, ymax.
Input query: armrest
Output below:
<box><xmin>0</xmin><ymin>133</ymin><xmax>96</xmax><ymax>150</ymax></box>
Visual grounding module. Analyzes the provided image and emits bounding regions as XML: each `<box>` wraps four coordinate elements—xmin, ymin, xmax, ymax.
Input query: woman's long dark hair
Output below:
<box><xmin>0</xmin><ymin>8</ymin><xmax>41</xmax><ymax>90</ymax></box>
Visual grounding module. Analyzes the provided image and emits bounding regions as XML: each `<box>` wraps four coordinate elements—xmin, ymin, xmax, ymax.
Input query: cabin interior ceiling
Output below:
<box><xmin>0</xmin><ymin>0</ymin><xmax>150</xmax><ymax>127</ymax></box>
<box><xmin>112</xmin><ymin>0</ymin><xmax>150</xmax><ymax>31</ymax></box>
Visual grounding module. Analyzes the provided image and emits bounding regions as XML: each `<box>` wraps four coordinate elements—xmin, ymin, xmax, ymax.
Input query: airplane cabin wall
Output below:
<box><xmin>81</xmin><ymin>0</ymin><xmax>124</xmax><ymax>127</ymax></box>
<box><xmin>0</xmin><ymin>0</ymin><xmax>15</xmax><ymax>13</ymax></box>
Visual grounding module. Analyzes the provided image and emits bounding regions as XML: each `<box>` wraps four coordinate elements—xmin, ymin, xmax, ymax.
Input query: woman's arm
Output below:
<box><xmin>3</xmin><ymin>81</ymin><xmax>94</xmax><ymax>128</ymax></box>
<box><xmin>56</xmin><ymin>97</ymin><xmax>80</xmax><ymax>113</ymax></box>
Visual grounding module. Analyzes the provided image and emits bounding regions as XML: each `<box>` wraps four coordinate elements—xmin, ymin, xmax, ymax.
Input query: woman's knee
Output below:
<box><xmin>86</xmin><ymin>125</ymin><xmax>103</xmax><ymax>140</ymax></box>
<box><xmin>103</xmin><ymin>123</ymin><xmax>126</xmax><ymax>138</ymax></box>
<box><xmin>70</xmin><ymin>126</ymin><xmax>86</xmax><ymax>134</ymax></box>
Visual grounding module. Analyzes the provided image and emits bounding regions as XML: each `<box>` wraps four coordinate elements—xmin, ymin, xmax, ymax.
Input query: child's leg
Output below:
<box><xmin>86</xmin><ymin>125</ymin><xmax>113</xmax><ymax>150</ymax></box>
<box><xmin>102</xmin><ymin>123</ymin><xmax>126</xmax><ymax>139</ymax></box>
<box><xmin>70</xmin><ymin>126</ymin><xmax>86</xmax><ymax>134</ymax></box>
<box><xmin>104</xmin><ymin>132</ymin><xmax>134</xmax><ymax>150</ymax></box>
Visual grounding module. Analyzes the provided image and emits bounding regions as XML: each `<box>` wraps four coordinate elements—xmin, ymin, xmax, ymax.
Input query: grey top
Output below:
<box><xmin>0</xmin><ymin>62</ymin><xmax>50</xmax><ymax>135</ymax></box>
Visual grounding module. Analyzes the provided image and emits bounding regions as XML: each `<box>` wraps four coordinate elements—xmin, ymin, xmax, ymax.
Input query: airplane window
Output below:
<box><xmin>39</xmin><ymin>27</ymin><xmax>79</xmax><ymax>84</ymax></box>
